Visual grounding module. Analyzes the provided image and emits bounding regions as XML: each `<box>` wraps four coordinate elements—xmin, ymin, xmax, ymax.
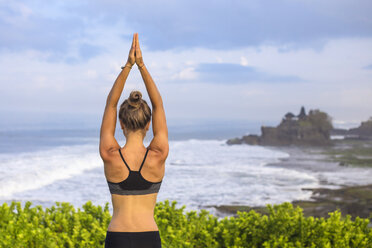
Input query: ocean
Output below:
<box><xmin>0</xmin><ymin>121</ymin><xmax>371</xmax><ymax>216</ymax></box>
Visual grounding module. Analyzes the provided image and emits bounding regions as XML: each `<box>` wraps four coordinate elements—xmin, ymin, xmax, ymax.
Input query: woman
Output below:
<box><xmin>99</xmin><ymin>33</ymin><xmax>169</xmax><ymax>248</ymax></box>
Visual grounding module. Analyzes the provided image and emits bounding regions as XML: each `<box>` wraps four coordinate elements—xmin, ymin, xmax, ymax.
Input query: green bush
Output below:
<box><xmin>0</xmin><ymin>200</ymin><xmax>371</xmax><ymax>247</ymax></box>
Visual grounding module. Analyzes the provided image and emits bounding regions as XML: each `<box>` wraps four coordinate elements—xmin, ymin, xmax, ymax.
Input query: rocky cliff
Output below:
<box><xmin>227</xmin><ymin>106</ymin><xmax>333</xmax><ymax>146</ymax></box>
<box><xmin>330</xmin><ymin>117</ymin><xmax>372</xmax><ymax>140</ymax></box>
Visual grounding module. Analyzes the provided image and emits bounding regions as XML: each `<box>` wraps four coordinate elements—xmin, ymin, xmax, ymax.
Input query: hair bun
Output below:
<box><xmin>128</xmin><ymin>90</ymin><xmax>142</xmax><ymax>108</ymax></box>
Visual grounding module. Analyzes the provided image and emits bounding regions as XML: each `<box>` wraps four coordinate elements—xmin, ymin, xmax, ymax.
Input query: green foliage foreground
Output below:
<box><xmin>0</xmin><ymin>200</ymin><xmax>371</xmax><ymax>248</ymax></box>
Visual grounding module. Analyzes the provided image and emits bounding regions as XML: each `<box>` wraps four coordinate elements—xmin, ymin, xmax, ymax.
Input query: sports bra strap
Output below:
<box><xmin>139</xmin><ymin>148</ymin><xmax>150</xmax><ymax>172</ymax></box>
<box><xmin>118</xmin><ymin>149</ymin><xmax>131</xmax><ymax>171</ymax></box>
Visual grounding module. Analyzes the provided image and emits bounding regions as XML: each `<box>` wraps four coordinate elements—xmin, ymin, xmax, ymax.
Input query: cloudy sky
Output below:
<box><xmin>1</xmin><ymin>0</ymin><xmax>371</xmax><ymax>130</ymax></box>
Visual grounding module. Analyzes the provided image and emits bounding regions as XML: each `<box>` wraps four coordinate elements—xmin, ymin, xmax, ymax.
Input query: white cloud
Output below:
<box><xmin>240</xmin><ymin>56</ymin><xmax>249</xmax><ymax>66</ymax></box>
<box><xmin>216</xmin><ymin>57</ymin><xmax>223</xmax><ymax>63</ymax></box>
<box><xmin>1</xmin><ymin>28</ymin><xmax>372</xmax><ymax>128</ymax></box>
<box><xmin>171</xmin><ymin>67</ymin><xmax>198</xmax><ymax>80</ymax></box>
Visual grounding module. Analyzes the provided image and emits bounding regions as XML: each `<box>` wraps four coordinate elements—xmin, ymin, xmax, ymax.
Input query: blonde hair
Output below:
<box><xmin>119</xmin><ymin>90</ymin><xmax>151</xmax><ymax>131</ymax></box>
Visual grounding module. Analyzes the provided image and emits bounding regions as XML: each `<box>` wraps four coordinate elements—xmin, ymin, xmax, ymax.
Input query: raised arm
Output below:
<box><xmin>99</xmin><ymin>34</ymin><xmax>136</xmax><ymax>162</ymax></box>
<box><xmin>135</xmin><ymin>33</ymin><xmax>169</xmax><ymax>160</ymax></box>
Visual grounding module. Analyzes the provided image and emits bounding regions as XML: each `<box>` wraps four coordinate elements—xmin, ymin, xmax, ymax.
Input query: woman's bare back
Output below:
<box><xmin>104</xmin><ymin>147</ymin><xmax>165</xmax><ymax>232</ymax></box>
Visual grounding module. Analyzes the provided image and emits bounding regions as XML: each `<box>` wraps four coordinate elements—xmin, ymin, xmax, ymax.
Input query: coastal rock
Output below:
<box><xmin>227</xmin><ymin>106</ymin><xmax>333</xmax><ymax>146</ymax></box>
<box><xmin>211</xmin><ymin>184</ymin><xmax>372</xmax><ymax>221</ymax></box>
<box><xmin>226</xmin><ymin>135</ymin><xmax>261</xmax><ymax>145</ymax></box>
<box><xmin>331</xmin><ymin>117</ymin><xmax>372</xmax><ymax>140</ymax></box>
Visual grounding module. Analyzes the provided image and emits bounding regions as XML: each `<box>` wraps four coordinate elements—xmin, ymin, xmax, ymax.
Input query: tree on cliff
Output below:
<box><xmin>306</xmin><ymin>109</ymin><xmax>333</xmax><ymax>139</ymax></box>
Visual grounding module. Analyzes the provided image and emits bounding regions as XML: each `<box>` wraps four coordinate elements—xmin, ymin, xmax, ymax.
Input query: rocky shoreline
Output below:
<box><xmin>208</xmin><ymin>142</ymin><xmax>372</xmax><ymax>225</ymax></box>
<box><xmin>211</xmin><ymin>184</ymin><xmax>372</xmax><ymax>221</ymax></box>
<box><xmin>227</xmin><ymin>107</ymin><xmax>372</xmax><ymax>147</ymax></box>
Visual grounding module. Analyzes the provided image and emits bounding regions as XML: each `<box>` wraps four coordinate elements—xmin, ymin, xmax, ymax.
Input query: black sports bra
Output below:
<box><xmin>107</xmin><ymin>147</ymin><xmax>162</xmax><ymax>195</ymax></box>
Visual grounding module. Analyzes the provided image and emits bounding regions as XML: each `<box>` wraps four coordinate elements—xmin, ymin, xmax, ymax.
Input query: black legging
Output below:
<box><xmin>104</xmin><ymin>231</ymin><xmax>162</xmax><ymax>248</ymax></box>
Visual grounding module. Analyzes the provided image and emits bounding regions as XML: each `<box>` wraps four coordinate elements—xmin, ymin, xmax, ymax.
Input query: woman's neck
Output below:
<box><xmin>124</xmin><ymin>131</ymin><xmax>146</xmax><ymax>149</ymax></box>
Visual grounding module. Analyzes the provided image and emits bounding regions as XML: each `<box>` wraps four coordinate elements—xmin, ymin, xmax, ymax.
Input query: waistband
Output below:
<box><xmin>106</xmin><ymin>230</ymin><xmax>160</xmax><ymax>236</ymax></box>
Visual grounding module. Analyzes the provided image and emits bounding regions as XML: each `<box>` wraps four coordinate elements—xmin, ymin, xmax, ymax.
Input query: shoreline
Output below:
<box><xmin>209</xmin><ymin>142</ymin><xmax>372</xmax><ymax>223</ymax></box>
<box><xmin>211</xmin><ymin>184</ymin><xmax>372</xmax><ymax>220</ymax></box>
